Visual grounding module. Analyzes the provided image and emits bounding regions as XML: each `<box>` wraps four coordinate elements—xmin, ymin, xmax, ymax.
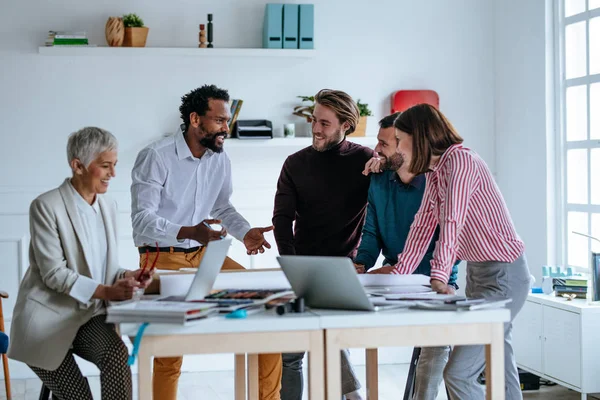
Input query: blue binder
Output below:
<box><xmin>263</xmin><ymin>3</ymin><xmax>283</xmax><ymax>49</ymax></box>
<box><xmin>298</xmin><ymin>4</ymin><xmax>314</xmax><ymax>49</ymax></box>
<box><xmin>282</xmin><ymin>4</ymin><xmax>299</xmax><ymax>49</ymax></box>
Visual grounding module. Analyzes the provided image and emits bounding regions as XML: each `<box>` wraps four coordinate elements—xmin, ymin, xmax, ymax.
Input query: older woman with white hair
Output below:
<box><xmin>8</xmin><ymin>127</ymin><xmax>152</xmax><ymax>400</ymax></box>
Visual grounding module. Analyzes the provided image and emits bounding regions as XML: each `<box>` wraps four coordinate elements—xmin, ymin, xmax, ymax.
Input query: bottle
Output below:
<box><xmin>207</xmin><ymin>14</ymin><xmax>213</xmax><ymax>48</ymax></box>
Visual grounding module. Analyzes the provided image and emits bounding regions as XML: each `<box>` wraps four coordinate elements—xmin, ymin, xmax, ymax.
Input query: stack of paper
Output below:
<box><xmin>357</xmin><ymin>274</ymin><xmax>431</xmax><ymax>288</ymax></box>
<box><xmin>107</xmin><ymin>301</ymin><xmax>217</xmax><ymax>325</ymax></box>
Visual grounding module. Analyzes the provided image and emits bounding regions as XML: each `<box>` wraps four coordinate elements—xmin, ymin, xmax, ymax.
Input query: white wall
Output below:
<box><xmin>0</xmin><ymin>0</ymin><xmax>497</xmax><ymax>378</ymax></box>
<box><xmin>493</xmin><ymin>0</ymin><xmax>553</xmax><ymax>286</ymax></box>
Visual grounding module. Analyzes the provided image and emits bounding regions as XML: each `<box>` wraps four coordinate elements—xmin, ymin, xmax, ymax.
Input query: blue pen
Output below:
<box><xmin>203</xmin><ymin>220</ymin><xmax>225</xmax><ymax>239</ymax></box>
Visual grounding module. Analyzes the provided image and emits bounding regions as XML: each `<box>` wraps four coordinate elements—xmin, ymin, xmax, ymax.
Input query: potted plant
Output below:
<box><xmin>292</xmin><ymin>95</ymin><xmax>314</xmax><ymax>137</ymax></box>
<box><xmin>122</xmin><ymin>13</ymin><xmax>149</xmax><ymax>47</ymax></box>
<box><xmin>349</xmin><ymin>99</ymin><xmax>373</xmax><ymax>137</ymax></box>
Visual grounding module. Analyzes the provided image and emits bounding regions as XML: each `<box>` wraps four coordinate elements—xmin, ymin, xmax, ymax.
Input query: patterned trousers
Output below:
<box><xmin>29</xmin><ymin>314</ymin><xmax>132</xmax><ymax>400</ymax></box>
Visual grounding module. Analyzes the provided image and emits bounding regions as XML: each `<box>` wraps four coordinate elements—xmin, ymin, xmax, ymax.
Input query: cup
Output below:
<box><xmin>284</xmin><ymin>123</ymin><xmax>295</xmax><ymax>138</ymax></box>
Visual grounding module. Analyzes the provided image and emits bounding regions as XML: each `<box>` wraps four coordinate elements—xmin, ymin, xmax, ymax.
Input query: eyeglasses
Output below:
<box><xmin>137</xmin><ymin>242</ymin><xmax>159</xmax><ymax>280</ymax></box>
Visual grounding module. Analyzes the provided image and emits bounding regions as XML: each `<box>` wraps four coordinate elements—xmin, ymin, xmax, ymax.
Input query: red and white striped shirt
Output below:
<box><xmin>392</xmin><ymin>144</ymin><xmax>525</xmax><ymax>283</ymax></box>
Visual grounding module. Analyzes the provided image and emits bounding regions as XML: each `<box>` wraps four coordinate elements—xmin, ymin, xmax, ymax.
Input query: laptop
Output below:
<box><xmin>276</xmin><ymin>255</ymin><xmax>411</xmax><ymax>312</ymax></box>
<box><xmin>158</xmin><ymin>238</ymin><xmax>292</xmax><ymax>312</ymax></box>
<box><xmin>158</xmin><ymin>238</ymin><xmax>233</xmax><ymax>302</ymax></box>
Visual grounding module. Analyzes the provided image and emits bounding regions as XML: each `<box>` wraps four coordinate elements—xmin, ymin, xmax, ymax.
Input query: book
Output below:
<box><xmin>228</xmin><ymin>99</ymin><xmax>243</xmax><ymax>137</ymax></box>
<box><xmin>554</xmin><ymin>285</ymin><xmax>587</xmax><ymax>293</ymax></box>
<box><xmin>194</xmin><ymin>288</ymin><xmax>293</xmax><ymax>313</ymax></box>
<box><xmin>107</xmin><ymin>300</ymin><xmax>218</xmax><ymax>324</ymax></box>
<box><xmin>552</xmin><ymin>277</ymin><xmax>587</xmax><ymax>287</ymax></box>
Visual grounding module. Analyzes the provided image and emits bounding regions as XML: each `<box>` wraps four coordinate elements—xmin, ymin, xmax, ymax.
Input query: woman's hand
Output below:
<box><xmin>430</xmin><ymin>279</ymin><xmax>455</xmax><ymax>294</ymax></box>
<box><xmin>125</xmin><ymin>268</ymin><xmax>155</xmax><ymax>289</ymax></box>
<box><xmin>95</xmin><ymin>278</ymin><xmax>141</xmax><ymax>301</ymax></box>
<box><xmin>362</xmin><ymin>157</ymin><xmax>383</xmax><ymax>176</ymax></box>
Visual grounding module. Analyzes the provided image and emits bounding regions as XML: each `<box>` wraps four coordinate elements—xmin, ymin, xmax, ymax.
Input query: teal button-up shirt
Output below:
<box><xmin>355</xmin><ymin>171</ymin><xmax>459</xmax><ymax>285</ymax></box>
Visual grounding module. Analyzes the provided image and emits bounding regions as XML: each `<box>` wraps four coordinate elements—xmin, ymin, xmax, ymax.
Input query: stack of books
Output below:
<box><xmin>553</xmin><ymin>277</ymin><xmax>588</xmax><ymax>299</ymax></box>
<box><xmin>107</xmin><ymin>300</ymin><xmax>218</xmax><ymax>325</ymax></box>
<box><xmin>228</xmin><ymin>99</ymin><xmax>244</xmax><ymax>137</ymax></box>
<box><xmin>45</xmin><ymin>31</ymin><xmax>91</xmax><ymax>47</ymax></box>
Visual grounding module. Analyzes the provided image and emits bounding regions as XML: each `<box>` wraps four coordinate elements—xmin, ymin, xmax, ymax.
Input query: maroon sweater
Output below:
<box><xmin>272</xmin><ymin>140</ymin><xmax>374</xmax><ymax>257</ymax></box>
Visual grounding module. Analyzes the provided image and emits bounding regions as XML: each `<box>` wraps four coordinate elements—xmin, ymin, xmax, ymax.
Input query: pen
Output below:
<box><xmin>202</xmin><ymin>220</ymin><xmax>225</xmax><ymax>239</ymax></box>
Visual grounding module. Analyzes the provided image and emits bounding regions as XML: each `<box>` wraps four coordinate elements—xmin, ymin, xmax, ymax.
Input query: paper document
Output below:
<box><xmin>366</xmin><ymin>286</ymin><xmax>433</xmax><ymax>296</ymax></box>
<box><xmin>382</xmin><ymin>293</ymin><xmax>463</xmax><ymax>301</ymax></box>
<box><xmin>357</xmin><ymin>274</ymin><xmax>430</xmax><ymax>288</ymax></box>
<box><xmin>213</xmin><ymin>270</ymin><xmax>291</xmax><ymax>290</ymax></box>
<box><xmin>159</xmin><ymin>270</ymin><xmax>291</xmax><ymax>298</ymax></box>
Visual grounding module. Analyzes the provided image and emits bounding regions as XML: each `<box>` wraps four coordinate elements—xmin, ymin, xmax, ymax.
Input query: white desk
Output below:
<box><xmin>312</xmin><ymin>307</ymin><xmax>511</xmax><ymax>400</ymax></box>
<box><xmin>120</xmin><ymin>310</ymin><xmax>324</xmax><ymax>400</ymax></box>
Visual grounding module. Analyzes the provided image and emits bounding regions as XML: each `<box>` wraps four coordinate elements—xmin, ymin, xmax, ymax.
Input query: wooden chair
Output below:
<box><xmin>0</xmin><ymin>289</ymin><xmax>12</xmax><ymax>399</ymax></box>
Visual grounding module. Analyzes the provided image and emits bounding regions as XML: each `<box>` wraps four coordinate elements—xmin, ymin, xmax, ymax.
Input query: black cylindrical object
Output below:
<box><xmin>207</xmin><ymin>13</ymin><xmax>213</xmax><ymax>48</ymax></box>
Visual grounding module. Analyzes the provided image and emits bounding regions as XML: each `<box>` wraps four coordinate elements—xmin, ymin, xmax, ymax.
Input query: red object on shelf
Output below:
<box><xmin>391</xmin><ymin>90</ymin><xmax>440</xmax><ymax>114</ymax></box>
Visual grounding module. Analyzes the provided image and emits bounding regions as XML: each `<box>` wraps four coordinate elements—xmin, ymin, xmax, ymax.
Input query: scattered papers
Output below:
<box><xmin>357</xmin><ymin>274</ymin><xmax>430</xmax><ymax>288</ymax></box>
<box><xmin>107</xmin><ymin>301</ymin><xmax>217</xmax><ymax>324</ymax></box>
<box><xmin>159</xmin><ymin>270</ymin><xmax>291</xmax><ymax>298</ymax></box>
<box><xmin>213</xmin><ymin>270</ymin><xmax>291</xmax><ymax>290</ymax></box>
<box><xmin>366</xmin><ymin>286</ymin><xmax>433</xmax><ymax>296</ymax></box>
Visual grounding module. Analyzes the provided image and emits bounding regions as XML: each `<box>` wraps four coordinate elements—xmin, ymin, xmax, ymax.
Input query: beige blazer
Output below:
<box><xmin>8</xmin><ymin>179</ymin><xmax>127</xmax><ymax>370</ymax></box>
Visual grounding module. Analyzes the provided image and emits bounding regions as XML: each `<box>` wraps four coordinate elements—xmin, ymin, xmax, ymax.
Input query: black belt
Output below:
<box><xmin>138</xmin><ymin>246</ymin><xmax>200</xmax><ymax>254</ymax></box>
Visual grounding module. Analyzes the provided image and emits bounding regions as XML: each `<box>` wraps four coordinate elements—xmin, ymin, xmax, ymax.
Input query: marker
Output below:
<box><xmin>226</xmin><ymin>309</ymin><xmax>247</xmax><ymax>319</ymax></box>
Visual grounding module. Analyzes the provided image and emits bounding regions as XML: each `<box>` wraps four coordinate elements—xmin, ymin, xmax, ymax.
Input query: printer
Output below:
<box><xmin>233</xmin><ymin>120</ymin><xmax>273</xmax><ymax>139</ymax></box>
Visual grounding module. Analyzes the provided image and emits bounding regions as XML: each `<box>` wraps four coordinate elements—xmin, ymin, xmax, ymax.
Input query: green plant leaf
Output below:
<box><xmin>123</xmin><ymin>13</ymin><xmax>144</xmax><ymax>27</ymax></box>
<box><xmin>356</xmin><ymin>99</ymin><xmax>373</xmax><ymax>117</ymax></box>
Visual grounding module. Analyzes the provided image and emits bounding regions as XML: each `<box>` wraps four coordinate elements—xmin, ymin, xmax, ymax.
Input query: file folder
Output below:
<box><xmin>298</xmin><ymin>4</ymin><xmax>314</xmax><ymax>49</ymax></box>
<box><xmin>263</xmin><ymin>3</ymin><xmax>283</xmax><ymax>49</ymax></box>
<box><xmin>282</xmin><ymin>4</ymin><xmax>299</xmax><ymax>49</ymax></box>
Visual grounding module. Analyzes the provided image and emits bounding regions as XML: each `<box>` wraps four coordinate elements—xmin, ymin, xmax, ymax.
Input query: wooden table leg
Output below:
<box><xmin>366</xmin><ymin>348</ymin><xmax>379</xmax><ymax>400</ymax></box>
<box><xmin>137</xmin><ymin>344</ymin><xmax>153</xmax><ymax>400</ymax></box>
<box><xmin>308</xmin><ymin>330</ymin><xmax>325</xmax><ymax>400</ymax></box>
<box><xmin>325</xmin><ymin>330</ymin><xmax>342</xmax><ymax>400</ymax></box>
<box><xmin>485</xmin><ymin>323</ymin><xmax>505</xmax><ymax>400</ymax></box>
<box><xmin>235</xmin><ymin>354</ymin><xmax>246</xmax><ymax>400</ymax></box>
<box><xmin>248</xmin><ymin>354</ymin><xmax>259</xmax><ymax>400</ymax></box>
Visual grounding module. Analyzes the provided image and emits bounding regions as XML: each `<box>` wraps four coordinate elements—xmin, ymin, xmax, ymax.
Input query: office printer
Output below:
<box><xmin>233</xmin><ymin>120</ymin><xmax>273</xmax><ymax>139</ymax></box>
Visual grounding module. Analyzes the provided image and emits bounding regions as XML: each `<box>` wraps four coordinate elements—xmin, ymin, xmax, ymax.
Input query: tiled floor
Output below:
<box><xmin>1</xmin><ymin>364</ymin><xmax>598</xmax><ymax>399</ymax></box>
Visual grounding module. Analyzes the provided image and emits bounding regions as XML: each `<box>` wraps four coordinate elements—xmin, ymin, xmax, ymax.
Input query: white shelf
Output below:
<box><xmin>38</xmin><ymin>46</ymin><xmax>317</xmax><ymax>58</ymax></box>
<box><xmin>224</xmin><ymin>136</ymin><xmax>378</xmax><ymax>148</ymax></box>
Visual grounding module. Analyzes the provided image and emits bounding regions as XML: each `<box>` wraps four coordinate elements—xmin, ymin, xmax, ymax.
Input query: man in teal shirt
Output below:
<box><xmin>355</xmin><ymin>113</ymin><xmax>459</xmax><ymax>400</ymax></box>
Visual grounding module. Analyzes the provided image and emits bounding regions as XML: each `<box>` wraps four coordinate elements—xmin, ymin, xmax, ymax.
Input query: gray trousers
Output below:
<box><xmin>413</xmin><ymin>346</ymin><xmax>450</xmax><ymax>400</ymax></box>
<box><xmin>281</xmin><ymin>350</ymin><xmax>360</xmax><ymax>400</ymax></box>
<box><xmin>443</xmin><ymin>253</ymin><xmax>531</xmax><ymax>400</ymax></box>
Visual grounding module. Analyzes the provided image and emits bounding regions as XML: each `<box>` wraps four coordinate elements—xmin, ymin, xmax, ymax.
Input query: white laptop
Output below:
<box><xmin>158</xmin><ymin>238</ymin><xmax>233</xmax><ymax>302</ymax></box>
<box><xmin>276</xmin><ymin>255</ymin><xmax>412</xmax><ymax>311</ymax></box>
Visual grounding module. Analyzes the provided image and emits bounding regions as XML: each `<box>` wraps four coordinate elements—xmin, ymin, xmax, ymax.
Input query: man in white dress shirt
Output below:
<box><xmin>130</xmin><ymin>85</ymin><xmax>282</xmax><ymax>400</ymax></box>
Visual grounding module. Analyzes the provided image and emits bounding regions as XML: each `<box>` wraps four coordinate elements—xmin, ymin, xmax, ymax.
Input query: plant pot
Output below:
<box><xmin>123</xmin><ymin>27</ymin><xmax>149</xmax><ymax>47</ymax></box>
<box><xmin>105</xmin><ymin>17</ymin><xmax>124</xmax><ymax>47</ymax></box>
<box><xmin>294</xmin><ymin>122</ymin><xmax>312</xmax><ymax>137</ymax></box>
<box><xmin>349</xmin><ymin>116</ymin><xmax>368</xmax><ymax>137</ymax></box>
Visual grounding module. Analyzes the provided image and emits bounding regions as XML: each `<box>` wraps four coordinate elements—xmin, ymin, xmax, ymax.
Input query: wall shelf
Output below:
<box><xmin>38</xmin><ymin>46</ymin><xmax>317</xmax><ymax>58</ymax></box>
<box><xmin>224</xmin><ymin>136</ymin><xmax>377</xmax><ymax>148</ymax></box>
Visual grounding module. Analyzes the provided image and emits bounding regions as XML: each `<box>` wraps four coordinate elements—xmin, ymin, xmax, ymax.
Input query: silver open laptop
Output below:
<box><xmin>159</xmin><ymin>237</ymin><xmax>232</xmax><ymax>302</ymax></box>
<box><xmin>277</xmin><ymin>255</ymin><xmax>409</xmax><ymax>311</ymax></box>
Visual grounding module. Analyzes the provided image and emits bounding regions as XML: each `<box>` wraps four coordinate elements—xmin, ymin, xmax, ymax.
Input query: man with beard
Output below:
<box><xmin>273</xmin><ymin>89</ymin><xmax>374</xmax><ymax>400</ymax></box>
<box><xmin>356</xmin><ymin>113</ymin><xmax>459</xmax><ymax>400</ymax></box>
<box><xmin>130</xmin><ymin>85</ymin><xmax>282</xmax><ymax>400</ymax></box>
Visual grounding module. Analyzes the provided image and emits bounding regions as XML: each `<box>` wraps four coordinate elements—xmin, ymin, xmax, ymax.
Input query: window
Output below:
<box><xmin>557</xmin><ymin>0</ymin><xmax>600</xmax><ymax>269</ymax></box>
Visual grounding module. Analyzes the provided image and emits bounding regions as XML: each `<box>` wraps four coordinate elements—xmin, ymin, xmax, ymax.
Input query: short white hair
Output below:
<box><xmin>67</xmin><ymin>127</ymin><xmax>118</xmax><ymax>168</ymax></box>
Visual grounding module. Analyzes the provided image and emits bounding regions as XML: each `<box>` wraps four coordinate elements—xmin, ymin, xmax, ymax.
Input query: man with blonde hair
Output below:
<box><xmin>273</xmin><ymin>89</ymin><xmax>374</xmax><ymax>400</ymax></box>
